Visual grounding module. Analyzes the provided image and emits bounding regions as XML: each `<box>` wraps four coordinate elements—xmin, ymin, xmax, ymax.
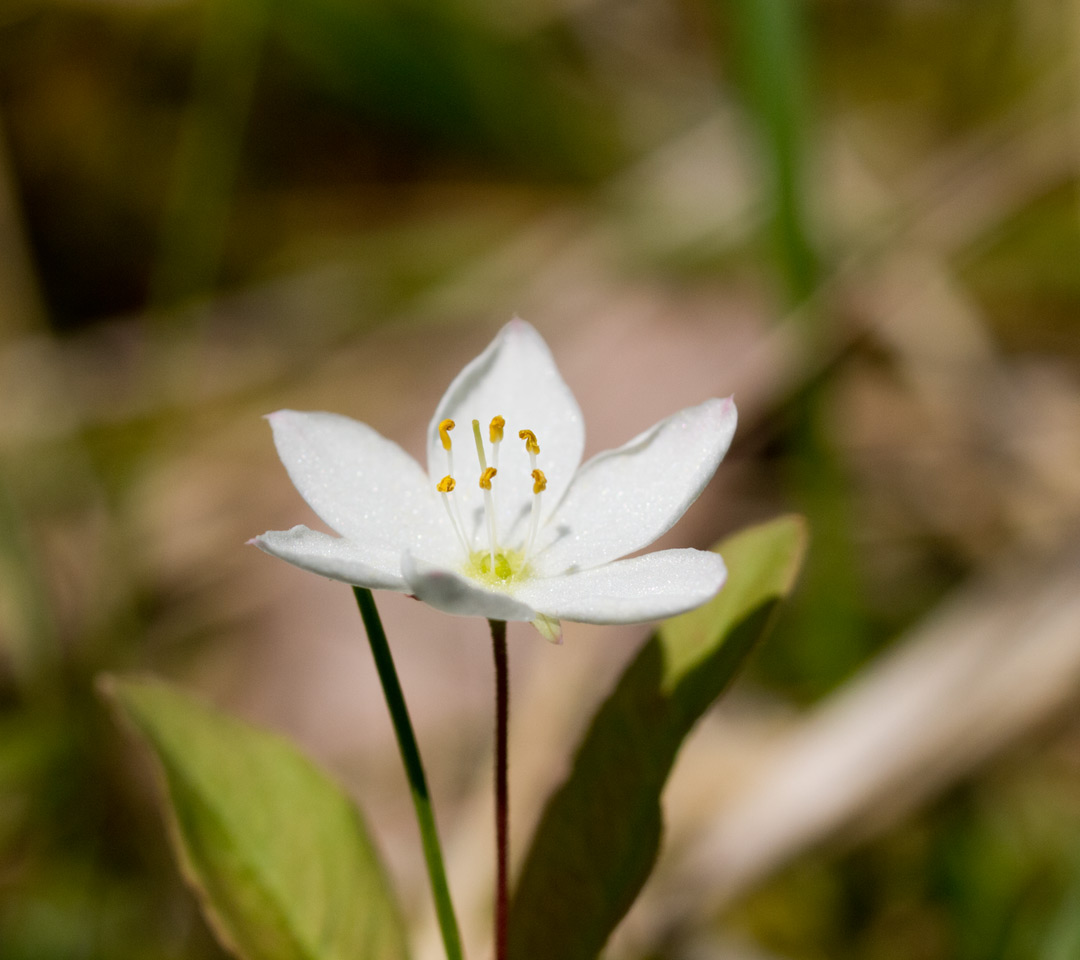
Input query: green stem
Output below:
<box><xmin>353</xmin><ymin>587</ymin><xmax>465</xmax><ymax>960</ymax></box>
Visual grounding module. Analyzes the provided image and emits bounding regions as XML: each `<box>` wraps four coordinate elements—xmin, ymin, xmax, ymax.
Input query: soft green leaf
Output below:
<box><xmin>508</xmin><ymin>515</ymin><xmax>807</xmax><ymax>960</ymax></box>
<box><xmin>102</xmin><ymin>675</ymin><xmax>409</xmax><ymax>960</ymax></box>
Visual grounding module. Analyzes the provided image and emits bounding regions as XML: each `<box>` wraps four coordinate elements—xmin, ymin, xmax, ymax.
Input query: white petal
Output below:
<box><xmin>532</xmin><ymin>397</ymin><xmax>736</xmax><ymax>576</ymax></box>
<box><xmin>515</xmin><ymin>549</ymin><xmax>727</xmax><ymax>624</ymax></box>
<box><xmin>253</xmin><ymin>526</ymin><xmax>408</xmax><ymax>591</ymax></box>
<box><xmin>268</xmin><ymin>410</ymin><xmax>457</xmax><ymax>564</ymax></box>
<box><xmin>428</xmin><ymin>319</ymin><xmax>584</xmax><ymax>551</ymax></box>
<box><xmin>401</xmin><ymin>552</ymin><xmax>536</xmax><ymax>622</ymax></box>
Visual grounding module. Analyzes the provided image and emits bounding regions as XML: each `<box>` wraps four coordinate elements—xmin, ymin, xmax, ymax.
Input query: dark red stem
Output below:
<box><xmin>490</xmin><ymin>618</ymin><xmax>509</xmax><ymax>960</ymax></box>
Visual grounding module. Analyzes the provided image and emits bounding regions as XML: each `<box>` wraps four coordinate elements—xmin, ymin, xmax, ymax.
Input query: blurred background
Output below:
<box><xmin>2</xmin><ymin>0</ymin><xmax>1080</xmax><ymax>957</ymax></box>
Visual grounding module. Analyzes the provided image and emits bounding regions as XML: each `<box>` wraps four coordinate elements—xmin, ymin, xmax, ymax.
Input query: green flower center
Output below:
<box><xmin>465</xmin><ymin>548</ymin><xmax>531</xmax><ymax>586</ymax></box>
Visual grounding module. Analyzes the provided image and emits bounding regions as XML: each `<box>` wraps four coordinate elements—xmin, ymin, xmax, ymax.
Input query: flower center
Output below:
<box><xmin>465</xmin><ymin>547</ymin><xmax>527</xmax><ymax>585</ymax></box>
<box><xmin>435</xmin><ymin>415</ymin><xmax>547</xmax><ymax>586</ymax></box>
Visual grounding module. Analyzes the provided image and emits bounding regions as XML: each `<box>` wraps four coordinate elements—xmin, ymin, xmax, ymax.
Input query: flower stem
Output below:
<box><xmin>489</xmin><ymin>618</ymin><xmax>509</xmax><ymax>960</ymax></box>
<box><xmin>353</xmin><ymin>587</ymin><xmax>464</xmax><ymax>960</ymax></box>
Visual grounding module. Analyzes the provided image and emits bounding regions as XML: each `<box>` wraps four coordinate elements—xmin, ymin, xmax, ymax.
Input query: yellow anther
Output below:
<box><xmin>519</xmin><ymin>429</ymin><xmax>540</xmax><ymax>455</ymax></box>
<box><xmin>438</xmin><ymin>419</ymin><xmax>455</xmax><ymax>451</ymax></box>
<box><xmin>489</xmin><ymin>415</ymin><xmax>505</xmax><ymax>443</ymax></box>
<box><xmin>531</xmin><ymin>469</ymin><xmax>547</xmax><ymax>495</ymax></box>
<box><xmin>437</xmin><ymin>475</ymin><xmax>456</xmax><ymax>493</ymax></box>
<box><xmin>479</xmin><ymin>466</ymin><xmax>497</xmax><ymax>490</ymax></box>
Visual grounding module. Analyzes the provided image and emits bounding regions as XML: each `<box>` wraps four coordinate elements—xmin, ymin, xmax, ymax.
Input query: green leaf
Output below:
<box><xmin>508</xmin><ymin>514</ymin><xmax>808</xmax><ymax>960</ymax></box>
<box><xmin>101</xmin><ymin>675</ymin><xmax>410</xmax><ymax>960</ymax></box>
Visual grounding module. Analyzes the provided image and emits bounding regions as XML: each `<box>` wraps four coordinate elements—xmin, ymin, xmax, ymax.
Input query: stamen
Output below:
<box><xmin>489</xmin><ymin>415</ymin><xmax>505</xmax><ymax>470</ymax></box>
<box><xmin>438</xmin><ymin>419</ymin><xmax>455</xmax><ymax>450</ymax></box>
<box><xmin>526</xmin><ymin>468</ymin><xmax>546</xmax><ymax>556</ymax></box>
<box><xmin>439</xmin><ymin>418</ymin><xmax>456</xmax><ymax>478</ymax></box>
<box><xmin>519</xmin><ymin>428</ymin><xmax>541</xmax><ymax>483</ymax></box>
<box><xmin>518</xmin><ymin>429</ymin><xmax>540</xmax><ymax>456</ymax></box>
<box><xmin>472</xmin><ymin>419</ymin><xmax>490</xmax><ymax>470</ymax></box>
<box><xmin>517</xmin><ymin>430</ymin><xmax>545</xmax><ymax>556</ymax></box>
<box><xmin>436</xmin><ymin>475</ymin><xmax>470</xmax><ymax>555</ymax></box>
<box><xmin>472</xmin><ymin>420</ymin><xmax>499</xmax><ymax>567</ymax></box>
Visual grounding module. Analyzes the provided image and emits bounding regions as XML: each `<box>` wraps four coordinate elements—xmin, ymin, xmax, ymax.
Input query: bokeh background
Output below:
<box><xmin>3</xmin><ymin>0</ymin><xmax>1080</xmax><ymax>957</ymax></box>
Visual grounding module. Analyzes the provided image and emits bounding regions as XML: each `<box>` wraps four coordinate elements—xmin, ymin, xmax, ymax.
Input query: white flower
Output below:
<box><xmin>253</xmin><ymin>319</ymin><xmax>736</xmax><ymax>641</ymax></box>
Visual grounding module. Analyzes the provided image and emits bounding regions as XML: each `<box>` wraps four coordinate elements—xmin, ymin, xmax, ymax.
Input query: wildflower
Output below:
<box><xmin>253</xmin><ymin>320</ymin><xmax>736</xmax><ymax>641</ymax></box>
